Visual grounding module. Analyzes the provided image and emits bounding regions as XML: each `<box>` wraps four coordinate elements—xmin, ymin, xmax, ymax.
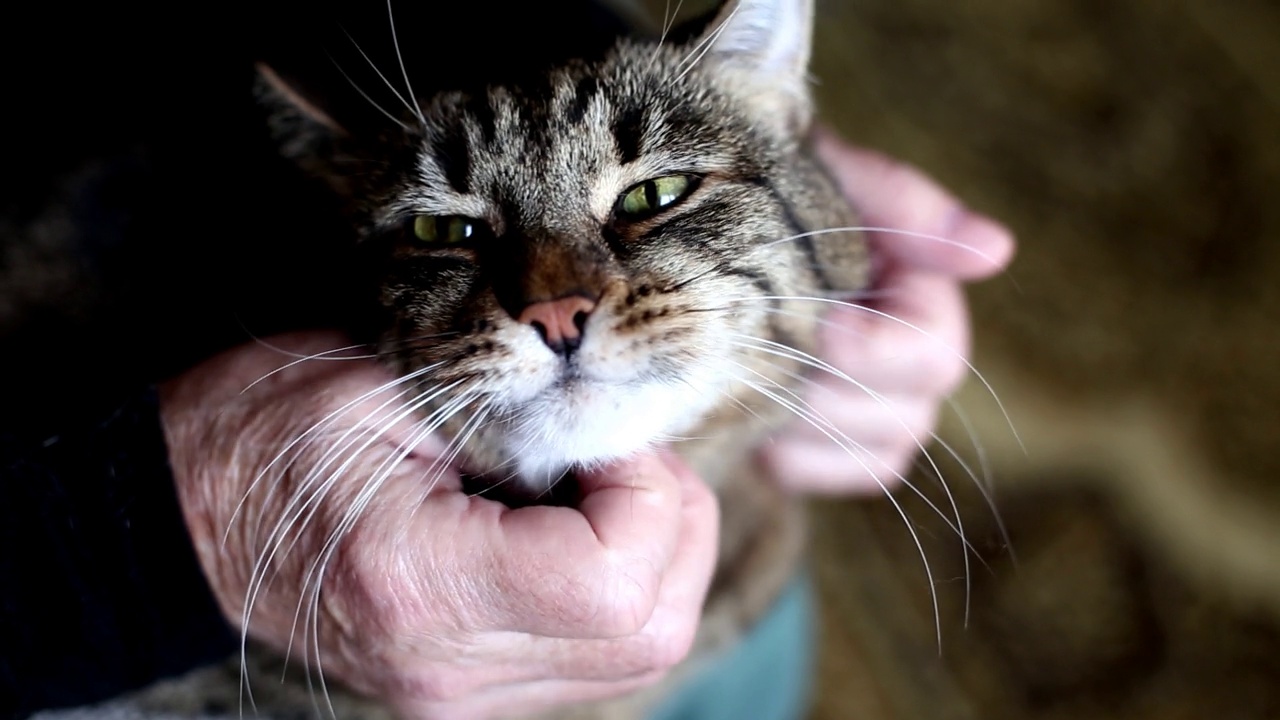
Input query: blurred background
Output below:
<box><xmin>800</xmin><ymin>1</ymin><xmax>1280</xmax><ymax>718</ymax></box>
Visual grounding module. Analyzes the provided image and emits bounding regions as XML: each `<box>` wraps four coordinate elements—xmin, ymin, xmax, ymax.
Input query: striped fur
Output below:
<box><xmin>260</xmin><ymin>0</ymin><xmax>868</xmax><ymax>715</ymax></box>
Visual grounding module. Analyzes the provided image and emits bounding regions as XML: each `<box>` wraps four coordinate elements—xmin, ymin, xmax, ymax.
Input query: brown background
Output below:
<box><xmin>803</xmin><ymin>1</ymin><xmax>1280</xmax><ymax>718</ymax></box>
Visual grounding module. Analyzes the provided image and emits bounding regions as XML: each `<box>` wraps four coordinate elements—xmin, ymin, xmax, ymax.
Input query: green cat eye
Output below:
<box><xmin>412</xmin><ymin>215</ymin><xmax>480</xmax><ymax>244</ymax></box>
<box><xmin>617</xmin><ymin>175</ymin><xmax>695</xmax><ymax>220</ymax></box>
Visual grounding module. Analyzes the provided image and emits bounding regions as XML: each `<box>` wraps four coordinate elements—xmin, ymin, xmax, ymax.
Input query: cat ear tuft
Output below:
<box><xmin>254</xmin><ymin>63</ymin><xmax>353</xmax><ymax>194</ymax></box>
<box><xmin>255</xmin><ymin>63</ymin><xmax>347</xmax><ymax>157</ymax></box>
<box><xmin>694</xmin><ymin>0</ymin><xmax>815</xmax><ymax>129</ymax></box>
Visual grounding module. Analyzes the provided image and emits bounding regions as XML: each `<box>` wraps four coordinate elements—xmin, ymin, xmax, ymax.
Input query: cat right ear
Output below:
<box><xmin>254</xmin><ymin>62</ymin><xmax>352</xmax><ymax>192</ymax></box>
<box><xmin>688</xmin><ymin>0</ymin><xmax>815</xmax><ymax>133</ymax></box>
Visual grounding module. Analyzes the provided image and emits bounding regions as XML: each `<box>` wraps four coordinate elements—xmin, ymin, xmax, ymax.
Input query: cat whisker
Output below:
<box><xmin>736</xmin><ymin>303</ymin><xmax>1012</xmax><ymax>571</ymax></box>
<box><xmin>339</xmin><ymin>22</ymin><xmax>421</xmax><ymax>127</ymax></box>
<box><xmin>241</xmin><ymin>342</ymin><xmax>381</xmax><ymax>394</ymax></box>
<box><xmin>265</xmin><ymin>379</ymin><xmax>469</xmax><ymax>595</ymax></box>
<box><xmin>727</xmin><ymin>336</ymin><xmax>985</xmax><ymax>561</ymax></box>
<box><xmin>229</xmin><ymin>363</ymin><xmax>443</xmax><ymax>548</ymax></box>
<box><xmin>239</xmin><ymin>376</ymin><xmax>467</xmax><ymax>705</ymax></box>
<box><xmin>295</xmin><ymin>391</ymin><xmax>489</xmax><ymax>718</ymax></box>
<box><xmin>648</xmin><ymin>0</ymin><xmax>687</xmax><ymax>67</ymax></box>
<box><xmin>717</xmin><ymin>359</ymin><xmax>945</xmax><ymax>650</ymax></box>
<box><xmin>674</xmin><ymin>0</ymin><xmax>741</xmax><ymax>82</ymax></box>
<box><xmin>756</xmin><ymin>224</ymin><xmax>1007</xmax><ymax>271</ymax></box>
<box><xmin>729</xmin><ymin>332</ymin><xmax>981</xmax><ymax>620</ymax></box>
<box><xmin>325</xmin><ymin>48</ymin><xmax>412</xmax><ymax>132</ymax></box>
<box><xmin>270</xmin><ymin>388</ymin><xmax>484</xmax><ymax>712</ymax></box>
<box><xmin>944</xmin><ymin>397</ymin><xmax>1016</xmax><ymax>566</ymax></box>
<box><xmin>729</xmin><ymin>303</ymin><xmax>997</xmax><ymax>538</ymax></box>
<box><xmin>726</xmin><ymin>294</ymin><xmax>1023</xmax><ymax>453</ymax></box>
<box><xmin>385</xmin><ymin>0</ymin><xmax>426</xmax><ymax>129</ymax></box>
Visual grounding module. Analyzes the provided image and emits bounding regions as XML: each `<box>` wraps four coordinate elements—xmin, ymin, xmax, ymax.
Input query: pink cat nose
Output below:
<box><xmin>517</xmin><ymin>295</ymin><xmax>597</xmax><ymax>355</ymax></box>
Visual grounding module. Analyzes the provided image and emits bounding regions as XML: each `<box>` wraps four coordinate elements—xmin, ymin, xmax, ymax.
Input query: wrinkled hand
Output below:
<box><xmin>763</xmin><ymin>130</ymin><xmax>1016</xmax><ymax>494</ymax></box>
<box><xmin>160</xmin><ymin>333</ymin><xmax>719</xmax><ymax>720</ymax></box>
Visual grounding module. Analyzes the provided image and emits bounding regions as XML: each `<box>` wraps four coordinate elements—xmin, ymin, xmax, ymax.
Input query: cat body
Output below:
<box><xmin>253</xmin><ymin>0</ymin><xmax>867</xmax><ymax>715</ymax></box>
<box><xmin>12</xmin><ymin>0</ymin><xmax>868</xmax><ymax>717</ymax></box>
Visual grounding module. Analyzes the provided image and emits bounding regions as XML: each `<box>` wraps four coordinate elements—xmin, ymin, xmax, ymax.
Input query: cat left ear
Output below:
<box><xmin>692</xmin><ymin>0</ymin><xmax>815</xmax><ymax>130</ymax></box>
<box><xmin>254</xmin><ymin>62</ymin><xmax>355</xmax><ymax>196</ymax></box>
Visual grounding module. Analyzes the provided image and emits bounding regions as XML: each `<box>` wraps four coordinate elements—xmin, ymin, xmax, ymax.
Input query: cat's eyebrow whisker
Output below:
<box><xmin>339</xmin><ymin>24</ymin><xmax>420</xmax><ymax>126</ymax></box>
<box><xmin>756</xmin><ymin>225</ymin><xmax>1005</xmax><ymax>270</ymax></box>
<box><xmin>675</xmin><ymin>0</ymin><xmax>741</xmax><ymax>81</ymax></box>
<box><xmin>649</xmin><ymin>0</ymin><xmax>687</xmax><ymax>66</ymax></box>
<box><xmin>717</xmin><ymin>360</ymin><xmax>945</xmax><ymax>651</ymax></box>
<box><xmin>726</xmin><ymin>295</ymin><xmax>1024</xmax><ymax>453</ymax></box>
<box><xmin>384</xmin><ymin>0</ymin><xmax>426</xmax><ymax>129</ymax></box>
<box><xmin>325</xmin><ymin>44</ymin><xmax>412</xmax><ymax>132</ymax></box>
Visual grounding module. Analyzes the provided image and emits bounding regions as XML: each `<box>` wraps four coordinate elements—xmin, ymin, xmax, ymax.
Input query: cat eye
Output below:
<box><xmin>411</xmin><ymin>215</ymin><xmax>484</xmax><ymax>244</ymax></box>
<box><xmin>616</xmin><ymin>175</ymin><xmax>696</xmax><ymax>220</ymax></box>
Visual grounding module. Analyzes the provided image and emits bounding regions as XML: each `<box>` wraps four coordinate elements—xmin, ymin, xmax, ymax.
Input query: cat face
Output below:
<box><xmin>261</xmin><ymin>0</ymin><xmax>867</xmax><ymax>488</ymax></box>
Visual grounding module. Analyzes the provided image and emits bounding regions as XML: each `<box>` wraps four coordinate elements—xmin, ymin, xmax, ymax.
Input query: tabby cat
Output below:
<box><xmin>47</xmin><ymin>0</ymin><xmax>870</xmax><ymax>717</ymax></box>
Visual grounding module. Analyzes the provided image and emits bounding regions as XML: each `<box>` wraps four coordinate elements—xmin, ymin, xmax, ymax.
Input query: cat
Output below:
<box><xmin>253</xmin><ymin>0</ymin><xmax>866</xmax><ymax>714</ymax></box>
<box><xmin>22</xmin><ymin>0</ymin><xmax>870</xmax><ymax>718</ymax></box>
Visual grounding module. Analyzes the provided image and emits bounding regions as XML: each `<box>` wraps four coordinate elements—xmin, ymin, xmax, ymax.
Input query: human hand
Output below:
<box><xmin>762</xmin><ymin>129</ymin><xmax>1016</xmax><ymax>494</ymax></box>
<box><xmin>160</xmin><ymin>332</ymin><xmax>719</xmax><ymax>720</ymax></box>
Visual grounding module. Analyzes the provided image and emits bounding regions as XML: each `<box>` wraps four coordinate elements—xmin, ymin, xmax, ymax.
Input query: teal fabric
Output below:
<box><xmin>647</xmin><ymin>578</ymin><xmax>815</xmax><ymax>720</ymax></box>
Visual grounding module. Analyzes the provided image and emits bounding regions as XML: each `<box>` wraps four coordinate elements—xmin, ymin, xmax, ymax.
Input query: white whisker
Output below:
<box><xmin>726</xmin><ymin>295</ymin><xmax>1023</xmax><ymax>453</ymax></box>
<box><xmin>325</xmin><ymin>49</ymin><xmax>412</xmax><ymax>131</ymax></box>
<box><xmin>729</xmin><ymin>332</ymin><xmax>978</xmax><ymax>620</ymax></box>
<box><xmin>756</xmin><ymin>224</ymin><xmax>1005</xmax><ymax>270</ymax></box>
<box><xmin>385</xmin><ymin>0</ymin><xmax>426</xmax><ymax>128</ymax></box>
<box><xmin>718</xmin><ymin>359</ymin><xmax>944</xmax><ymax>650</ymax></box>
<box><xmin>674</xmin><ymin>2</ymin><xmax>741</xmax><ymax>82</ymax></box>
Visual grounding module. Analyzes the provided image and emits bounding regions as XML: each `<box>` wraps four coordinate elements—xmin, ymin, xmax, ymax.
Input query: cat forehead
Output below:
<box><xmin>408</xmin><ymin>49</ymin><xmax>752</xmax><ymax>197</ymax></box>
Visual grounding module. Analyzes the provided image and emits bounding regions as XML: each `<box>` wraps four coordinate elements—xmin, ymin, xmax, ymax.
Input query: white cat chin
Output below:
<box><xmin>502</xmin><ymin>379</ymin><xmax>714</xmax><ymax>487</ymax></box>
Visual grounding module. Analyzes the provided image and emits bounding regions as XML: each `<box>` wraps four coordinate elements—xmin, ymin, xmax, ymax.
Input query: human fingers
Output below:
<box><xmin>762</xmin><ymin>393</ymin><xmax>939</xmax><ymax>495</ymax></box>
<box><xmin>452</xmin><ymin>453</ymin><xmax>699</xmax><ymax>641</ymax></box>
<box><xmin>812</xmin><ymin>127</ymin><xmax>1015</xmax><ymax>280</ymax></box>
<box><xmin>819</xmin><ymin>271</ymin><xmax>971</xmax><ymax>397</ymax></box>
<box><xmin>374</xmin><ymin>454</ymin><xmax>718</xmax><ymax>710</ymax></box>
<box><xmin>526</xmin><ymin>452</ymin><xmax>719</xmax><ymax>680</ymax></box>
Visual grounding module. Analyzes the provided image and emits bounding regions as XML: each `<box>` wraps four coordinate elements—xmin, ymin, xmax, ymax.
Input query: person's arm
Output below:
<box><xmin>0</xmin><ymin>388</ymin><xmax>236</xmax><ymax>720</ymax></box>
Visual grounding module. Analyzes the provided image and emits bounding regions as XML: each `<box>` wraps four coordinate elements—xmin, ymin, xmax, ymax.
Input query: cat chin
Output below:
<box><xmin>498</xmin><ymin>378</ymin><xmax>715</xmax><ymax>487</ymax></box>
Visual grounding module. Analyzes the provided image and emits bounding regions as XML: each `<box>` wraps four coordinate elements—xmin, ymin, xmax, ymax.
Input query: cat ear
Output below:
<box><xmin>254</xmin><ymin>63</ymin><xmax>353</xmax><ymax>194</ymax></box>
<box><xmin>692</xmin><ymin>0</ymin><xmax>815</xmax><ymax>130</ymax></box>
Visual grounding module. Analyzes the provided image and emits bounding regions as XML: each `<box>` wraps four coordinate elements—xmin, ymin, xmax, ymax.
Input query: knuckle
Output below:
<box><xmin>621</xmin><ymin>616</ymin><xmax>698</xmax><ymax>675</ymax></box>
<box><xmin>592</xmin><ymin>562</ymin><xmax>660</xmax><ymax>637</ymax></box>
<box><xmin>650</xmin><ymin>620</ymin><xmax>699</xmax><ymax>672</ymax></box>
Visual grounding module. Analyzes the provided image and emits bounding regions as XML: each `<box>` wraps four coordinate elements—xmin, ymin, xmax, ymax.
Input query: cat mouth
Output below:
<box><xmin>459</xmin><ymin>466</ymin><xmax>583</xmax><ymax>508</ymax></box>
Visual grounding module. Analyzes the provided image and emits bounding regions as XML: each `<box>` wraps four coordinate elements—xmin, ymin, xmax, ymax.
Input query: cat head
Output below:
<box><xmin>258</xmin><ymin>0</ymin><xmax>866</xmax><ymax>488</ymax></box>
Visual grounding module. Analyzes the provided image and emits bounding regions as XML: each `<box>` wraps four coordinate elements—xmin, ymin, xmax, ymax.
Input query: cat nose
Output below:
<box><xmin>517</xmin><ymin>295</ymin><xmax>597</xmax><ymax>356</ymax></box>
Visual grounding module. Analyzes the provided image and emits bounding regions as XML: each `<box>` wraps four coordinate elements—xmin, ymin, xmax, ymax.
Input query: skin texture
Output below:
<box><xmin>159</xmin><ymin>131</ymin><xmax>1013</xmax><ymax>720</ymax></box>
